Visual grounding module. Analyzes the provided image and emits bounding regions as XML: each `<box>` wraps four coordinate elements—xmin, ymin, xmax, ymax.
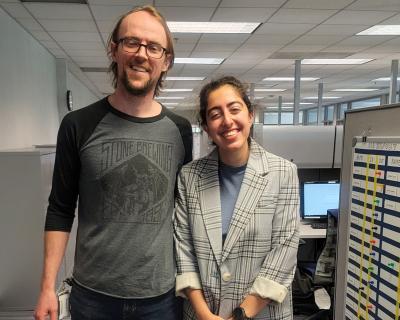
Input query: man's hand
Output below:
<box><xmin>34</xmin><ymin>289</ymin><xmax>58</xmax><ymax>320</ymax></box>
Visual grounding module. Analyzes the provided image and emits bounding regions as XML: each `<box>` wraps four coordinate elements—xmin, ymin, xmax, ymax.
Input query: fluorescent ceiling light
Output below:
<box><xmin>174</xmin><ymin>58</ymin><xmax>224</xmax><ymax>64</ymax></box>
<box><xmin>283</xmin><ymin>102</ymin><xmax>314</xmax><ymax>105</ymax></box>
<box><xmin>167</xmin><ymin>21</ymin><xmax>260</xmax><ymax>34</ymax></box>
<box><xmin>263</xmin><ymin>77</ymin><xmax>319</xmax><ymax>81</ymax></box>
<box><xmin>254</xmin><ymin>88</ymin><xmax>286</xmax><ymax>92</ymax></box>
<box><xmin>371</xmin><ymin>77</ymin><xmax>400</xmax><ymax>81</ymax></box>
<box><xmin>166</xmin><ymin>76</ymin><xmax>205</xmax><ymax>81</ymax></box>
<box><xmin>302</xmin><ymin>59</ymin><xmax>372</xmax><ymax>65</ymax></box>
<box><xmin>303</xmin><ymin>96</ymin><xmax>341</xmax><ymax>99</ymax></box>
<box><xmin>156</xmin><ymin>97</ymin><xmax>185</xmax><ymax>100</ymax></box>
<box><xmin>357</xmin><ymin>25</ymin><xmax>400</xmax><ymax>35</ymax></box>
<box><xmin>265</xmin><ymin>106</ymin><xmax>294</xmax><ymax>110</ymax></box>
<box><xmin>331</xmin><ymin>89</ymin><xmax>379</xmax><ymax>92</ymax></box>
<box><xmin>160</xmin><ymin>89</ymin><xmax>193</xmax><ymax>92</ymax></box>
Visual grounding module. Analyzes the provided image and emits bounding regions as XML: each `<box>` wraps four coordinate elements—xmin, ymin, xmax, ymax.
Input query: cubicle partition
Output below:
<box><xmin>254</xmin><ymin>124</ymin><xmax>342</xmax><ymax>169</ymax></box>
<box><xmin>0</xmin><ymin>147</ymin><xmax>76</xmax><ymax>318</ymax></box>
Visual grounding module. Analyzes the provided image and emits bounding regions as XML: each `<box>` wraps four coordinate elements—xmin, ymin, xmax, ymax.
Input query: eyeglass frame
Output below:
<box><xmin>117</xmin><ymin>37</ymin><xmax>168</xmax><ymax>59</ymax></box>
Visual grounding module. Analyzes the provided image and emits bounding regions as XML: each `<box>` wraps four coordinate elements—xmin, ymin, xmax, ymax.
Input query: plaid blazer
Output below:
<box><xmin>174</xmin><ymin>140</ymin><xmax>300</xmax><ymax>320</ymax></box>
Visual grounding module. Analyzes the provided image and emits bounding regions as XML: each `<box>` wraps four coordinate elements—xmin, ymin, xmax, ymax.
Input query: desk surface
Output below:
<box><xmin>299</xmin><ymin>221</ymin><xmax>326</xmax><ymax>239</ymax></box>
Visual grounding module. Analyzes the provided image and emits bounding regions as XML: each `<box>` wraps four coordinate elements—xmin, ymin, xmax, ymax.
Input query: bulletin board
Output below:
<box><xmin>345</xmin><ymin>139</ymin><xmax>400</xmax><ymax>320</ymax></box>
<box><xmin>334</xmin><ymin>104</ymin><xmax>400</xmax><ymax>320</ymax></box>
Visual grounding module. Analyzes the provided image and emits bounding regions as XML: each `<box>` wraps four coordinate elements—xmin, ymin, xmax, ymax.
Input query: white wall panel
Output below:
<box><xmin>0</xmin><ymin>7</ymin><xmax>59</xmax><ymax>149</ymax></box>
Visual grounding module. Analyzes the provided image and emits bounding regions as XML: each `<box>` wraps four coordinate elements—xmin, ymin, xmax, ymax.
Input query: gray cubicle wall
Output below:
<box><xmin>254</xmin><ymin>125</ymin><xmax>342</xmax><ymax>168</ymax></box>
<box><xmin>335</xmin><ymin>104</ymin><xmax>400</xmax><ymax>320</ymax></box>
<box><xmin>0</xmin><ymin>148</ymin><xmax>77</xmax><ymax>315</ymax></box>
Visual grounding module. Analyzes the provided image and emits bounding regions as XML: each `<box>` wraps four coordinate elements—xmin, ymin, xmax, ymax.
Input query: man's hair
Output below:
<box><xmin>107</xmin><ymin>5</ymin><xmax>175</xmax><ymax>96</ymax></box>
<box><xmin>198</xmin><ymin>76</ymin><xmax>254</xmax><ymax>127</ymax></box>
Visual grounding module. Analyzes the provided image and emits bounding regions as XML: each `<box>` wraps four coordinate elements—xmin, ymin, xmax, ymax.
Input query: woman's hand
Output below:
<box><xmin>197</xmin><ymin>313</ymin><xmax>224</xmax><ymax>320</ymax></box>
<box><xmin>231</xmin><ymin>294</ymin><xmax>271</xmax><ymax>319</ymax></box>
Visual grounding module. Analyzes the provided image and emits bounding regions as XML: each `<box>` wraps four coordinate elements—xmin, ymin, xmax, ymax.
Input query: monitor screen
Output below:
<box><xmin>301</xmin><ymin>181</ymin><xmax>340</xmax><ymax>220</ymax></box>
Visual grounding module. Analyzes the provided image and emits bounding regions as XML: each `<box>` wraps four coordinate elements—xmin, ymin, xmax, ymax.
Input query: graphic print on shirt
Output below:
<box><xmin>99</xmin><ymin>139</ymin><xmax>173</xmax><ymax>224</ymax></box>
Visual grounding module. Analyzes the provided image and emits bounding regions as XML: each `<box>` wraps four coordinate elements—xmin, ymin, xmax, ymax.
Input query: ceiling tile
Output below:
<box><xmin>291</xmin><ymin>35</ymin><xmax>347</xmax><ymax>46</ymax></box>
<box><xmin>279</xmin><ymin>45</ymin><xmax>328</xmax><ymax>52</ymax></box>
<box><xmin>195</xmin><ymin>42</ymin><xmax>239</xmax><ymax>51</ymax></box>
<box><xmin>174</xmin><ymin>42</ymin><xmax>197</xmax><ymax>51</ymax></box>
<box><xmin>39</xmin><ymin>19</ymin><xmax>97</xmax><ymax>32</ymax></box>
<box><xmin>246</xmin><ymin>34</ymin><xmax>298</xmax><ymax>45</ymax></box>
<box><xmin>346</xmin><ymin>0</ymin><xmax>400</xmax><ymax>11</ymax></box>
<box><xmin>155</xmin><ymin>0</ymin><xmax>219</xmax><ymax>6</ymax></box>
<box><xmin>338</xmin><ymin>35</ymin><xmax>395</xmax><ymax>46</ymax></box>
<box><xmin>156</xmin><ymin>7</ymin><xmax>214</xmax><ymax>21</ymax></box>
<box><xmin>30</xmin><ymin>30</ymin><xmax>52</xmax><ymax>41</ymax></box>
<box><xmin>40</xmin><ymin>40</ymin><xmax>61</xmax><ymax>50</ymax></box>
<box><xmin>255</xmin><ymin>22</ymin><xmax>316</xmax><ymax>35</ymax></box>
<box><xmin>0</xmin><ymin>2</ymin><xmax>31</xmax><ymax>18</ymax></box>
<box><xmin>379</xmin><ymin>13</ymin><xmax>400</xmax><ymax>24</ymax></box>
<box><xmin>220</xmin><ymin>0</ymin><xmax>287</xmax><ymax>8</ymax></box>
<box><xmin>307</xmin><ymin>24</ymin><xmax>370</xmax><ymax>36</ymax></box>
<box><xmin>283</xmin><ymin>0</ymin><xmax>354</xmax><ymax>10</ymax></box>
<box><xmin>49</xmin><ymin>31</ymin><xmax>103</xmax><ymax>42</ymax></box>
<box><xmin>87</xmin><ymin>0</ymin><xmax>148</xmax><ymax>5</ymax></box>
<box><xmin>269</xmin><ymin>8</ymin><xmax>337</xmax><ymax>24</ymax></box>
<box><xmin>47</xmin><ymin>47</ymin><xmax>67</xmax><ymax>57</ymax></box>
<box><xmin>24</xmin><ymin>3</ymin><xmax>91</xmax><ymax>20</ymax></box>
<box><xmin>323</xmin><ymin>10</ymin><xmax>396</xmax><ymax>25</ymax></box>
<box><xmin>96</xmin><ymin>20</ymin><xmax>115</xmax><ymax>34</ymax></box>
<box><xmin>185</xmin><ymin>51</ymin><xmax>232</xmax><ymax>57</ymax></box>
<box><xmin>90</xmin><ymin>5</ymin><xmax>131</xmax><ymax>21</ymax></box>
<box><xmin>199</xmin><ymin>34</ymin><xmax>250</xmax><ymax>44</ymax></box>
<box><xmin>211</xmin><ymin>7</ymin><xmax>276</xmax><ymax>22</ymax></box>
<box><xmin>16</xmin><ymin>17</ymin><xmax>43</xmax><ymax>31</ymax></box>
<box><xmin>173</xmin><ymin>33</ymin><xmax>202</xmax><ymax>43</ymax></box>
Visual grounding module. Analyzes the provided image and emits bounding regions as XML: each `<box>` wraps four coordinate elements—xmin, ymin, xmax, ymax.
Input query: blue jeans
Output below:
<box><xmin>70</xmin><ymin>282</ymin><xmax>182</xmax><ymax>320</ymax></box>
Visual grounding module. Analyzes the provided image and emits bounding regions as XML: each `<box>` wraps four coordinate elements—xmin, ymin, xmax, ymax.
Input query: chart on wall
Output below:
<box><xmin>345</xmin><ymin>138</ymin><xmax>400</xmax><ymax>320</ymax></box>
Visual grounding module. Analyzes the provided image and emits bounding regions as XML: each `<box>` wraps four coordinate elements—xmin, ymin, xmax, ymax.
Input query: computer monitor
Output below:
<box><xmin>301</xmin><ymin>181</ymin><xmax>340</xmax><ymax>220</ymax></box>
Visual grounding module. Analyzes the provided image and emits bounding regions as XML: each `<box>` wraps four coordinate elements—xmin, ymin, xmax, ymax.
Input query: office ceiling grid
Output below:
<box><xmin>0</xmin><ymin>0</ymin><xmax>400</xmax><ymax>110</ymax></box>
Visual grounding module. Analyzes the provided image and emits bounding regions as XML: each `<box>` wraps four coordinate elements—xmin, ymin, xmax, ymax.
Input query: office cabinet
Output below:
<box><xmin>0</xmin><ymin>147</ymin><xmax>75</xmax><ymax>314</ymax></box>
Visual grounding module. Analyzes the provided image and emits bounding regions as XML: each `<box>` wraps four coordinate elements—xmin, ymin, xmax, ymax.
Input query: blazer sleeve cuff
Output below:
<box><xmin>176</xmin><ymin>272</ymin><xmax>202</xmax><ymax>298</ymax></box>
<box><xmin>249</xmin><ymin>277</ymin><xmax>288</xmax><ymax>303</ymax></box>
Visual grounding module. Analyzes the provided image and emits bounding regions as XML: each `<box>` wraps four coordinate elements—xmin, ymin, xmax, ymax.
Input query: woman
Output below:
<box><xmin>174</xmin><ymin>76</ymin><xmax>300</xmax><ymax>320</ymax></box>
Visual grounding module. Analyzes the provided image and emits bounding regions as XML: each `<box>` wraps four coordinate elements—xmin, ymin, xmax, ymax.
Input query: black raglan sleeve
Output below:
<box><xmin>45</xmin><ymin>115</ymin><xmax>80</xmax><ymax>232</ymax></box>
<box><xmin>165</xmin><ymin>110</ymin><xmax>193</xmax><ymax>165</ymax></box>
<box><xmin>182</xmin><ymin>121</ymin><xmax>193</xmax><ymax>165</ymax></box>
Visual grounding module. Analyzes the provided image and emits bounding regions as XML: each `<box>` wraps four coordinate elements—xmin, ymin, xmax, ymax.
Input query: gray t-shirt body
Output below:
<box><xmin>45</xmin><ymin>98</ymin><xmax>193</xmax><ymax>298</ymax></box>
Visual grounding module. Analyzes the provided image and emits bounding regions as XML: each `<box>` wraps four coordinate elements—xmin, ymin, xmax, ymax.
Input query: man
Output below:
<box><xmin>34</xmin><ymin>6</ymin><xmax>193</xmax><ymax>320</ymax></box>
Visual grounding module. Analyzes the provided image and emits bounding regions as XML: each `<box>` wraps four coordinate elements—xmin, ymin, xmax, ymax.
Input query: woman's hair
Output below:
<box><xmin>106</xmin><ymin>5</ymin><xmax>175</xmax><ymax>96</ymax></box>
<box><xmin>198</xmin><ymin>76</ymin><xmax>253</xmax><ymax>127</ymax></box>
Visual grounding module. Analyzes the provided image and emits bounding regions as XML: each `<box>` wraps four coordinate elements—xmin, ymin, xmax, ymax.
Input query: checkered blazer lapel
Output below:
<box><xmin>198</xmin><ymin>148</ymin><xmax>223</xmax><ymax>266</ymax></box>
<box><xmin>222</xmin><ymin>142</ymin><xmax>271</xmax><ymax>263</ymax></box>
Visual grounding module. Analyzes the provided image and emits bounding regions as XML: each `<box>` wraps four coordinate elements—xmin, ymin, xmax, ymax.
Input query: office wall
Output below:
<box><xmin>0</xmin><ymin>7</ymin><xmax>59</xmax><ymax>150</ymax></box>
<box><xmin>172</xmin><ymin>109</ymin><xmax>198</xmax><ymax>124</ymax></box>
<box><xmin>66</xmin><ymin>71</ymin><xmax>99</xmax><ymax>111</ymax></box>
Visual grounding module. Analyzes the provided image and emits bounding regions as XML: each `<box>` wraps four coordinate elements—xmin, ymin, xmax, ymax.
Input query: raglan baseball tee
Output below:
<box><xmin>45</xmin><ymin>97</ymin><xmax>193</xmax><ymax>298</ymax></box>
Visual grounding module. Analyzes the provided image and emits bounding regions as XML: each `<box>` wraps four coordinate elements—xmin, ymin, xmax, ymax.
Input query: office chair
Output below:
<box><xmin>293</xmin><ymin>210</ymin><xmax>338</xmax><ymax>320</ymax></box>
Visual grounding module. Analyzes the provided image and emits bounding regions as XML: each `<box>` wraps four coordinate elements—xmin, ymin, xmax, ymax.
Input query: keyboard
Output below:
<box><xmin>311</xmin><ymin>222</ymin><xmax>327</xmax><ymax>229</ymax></box>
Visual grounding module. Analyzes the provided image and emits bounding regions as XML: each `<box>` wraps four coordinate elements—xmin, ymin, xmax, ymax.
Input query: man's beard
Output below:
<box><xmin>122</xmin><ymin>69</ymin><xmax>156</xmax><ymax>97</ymax></box>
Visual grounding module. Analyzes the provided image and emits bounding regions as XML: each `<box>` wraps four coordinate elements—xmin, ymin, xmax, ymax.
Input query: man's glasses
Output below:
<box><xmin>118</xmin><ymin>37</ymin><xmax>167</xmax><ymax>59</ymax></box>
